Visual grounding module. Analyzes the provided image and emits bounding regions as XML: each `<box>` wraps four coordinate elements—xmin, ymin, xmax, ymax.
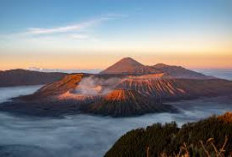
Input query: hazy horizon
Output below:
<box><xmin>1</xmin><ymin>0</ymin><xmax>232</xmax><ymax>70</ymax></box>
<box><xmin>1</xmin><ymin>57</ymin><xmax>232</xmax><ymax>71</ymax></box>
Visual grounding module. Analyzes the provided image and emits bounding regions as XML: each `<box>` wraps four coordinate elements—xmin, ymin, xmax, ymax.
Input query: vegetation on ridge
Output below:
<box><xmin>105</xmin><ymin>112</ymin><xmax>232</xmax><ymax>157</ymax></box>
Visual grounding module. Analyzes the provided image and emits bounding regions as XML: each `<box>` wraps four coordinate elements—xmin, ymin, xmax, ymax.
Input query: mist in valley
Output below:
<box><xmin>0</xmin><ymin>80</ymin><xmax>232</xmax><ymax>157</ymax></box>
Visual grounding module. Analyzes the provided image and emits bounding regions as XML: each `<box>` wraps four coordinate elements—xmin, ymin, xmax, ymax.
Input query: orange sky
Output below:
<box><xmin>1</xmin><ymin>51</ymin><xmax>232</xmax><ymax>70</ymax></box>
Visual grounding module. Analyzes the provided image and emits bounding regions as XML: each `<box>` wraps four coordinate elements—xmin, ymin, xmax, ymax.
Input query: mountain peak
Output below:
<box><xmin>100</xmin><ymin>57</ymin><xmax>145</xmax><ymax>74</ymax></box>
<box><xmin>117</xmin><ymin>57</ymin><xmax>143</xmax><ymax>66</ymax></box>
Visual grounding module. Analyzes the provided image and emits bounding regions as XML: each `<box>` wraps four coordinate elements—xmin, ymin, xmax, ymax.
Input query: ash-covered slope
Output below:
<box><xmin>81</xmin><ymin>89</ymin><xmax>177</xmax><ymax>117</ymax></box>
<box><xmin>100</xmin><ymin>57</ymin><xmax>159</xmax><ymax>75</ymax></box>
<box><xmin>17</xmin><ymin>74</ymin><xmax>84</xmax><ymax>101</ymax></box>
<box><xmin>117</xmin><ymin>77</ymin><xmax>186</xmax><ymax>99</ymax></box>
<box><xmin>117</xmin><ymin>77</ymin><xmax>232</xmax><ymax>101</ymax></box>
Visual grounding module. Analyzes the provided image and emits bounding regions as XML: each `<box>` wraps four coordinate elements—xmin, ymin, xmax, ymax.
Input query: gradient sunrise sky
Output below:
<box><xmin>0</xmin><ymin>0</ymin><xmax>231</xmax><ymax>70</ymax></box>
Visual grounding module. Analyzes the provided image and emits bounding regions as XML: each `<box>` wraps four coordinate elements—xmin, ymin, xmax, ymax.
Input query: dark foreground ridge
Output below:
<box><xmin>105</xmin><ymin>112</ymin><xmax>232</xmax><ymax>157</ymax></box>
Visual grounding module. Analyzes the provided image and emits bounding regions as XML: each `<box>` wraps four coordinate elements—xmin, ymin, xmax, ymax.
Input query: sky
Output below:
<box><xmin>0</xmin><ymin>0</ymin><xmax>232</xmax><ymax>70</ymax></box>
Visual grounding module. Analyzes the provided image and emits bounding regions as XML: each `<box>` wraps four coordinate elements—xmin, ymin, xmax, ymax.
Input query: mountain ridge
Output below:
<box><xmin>0</xmin><ymin>69</ymin><xmax>66</xmax><ymax>87</ymax></box>
<box><xmin>0</xmin><ymin>57</ymin><xmax>231</xmax><ymax>117</ymax></box>
<box><xmin>100</xmin><ymin>57</ymin><xmax>212</xmax><ymax>79</ymax></box>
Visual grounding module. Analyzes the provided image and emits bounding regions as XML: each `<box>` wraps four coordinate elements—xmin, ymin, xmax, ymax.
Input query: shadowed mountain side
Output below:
<box><xmin>0</xmin><ymin>69</ymin><xmax>66</xmax><ymax>87</ymax></box>
<box><xmin>0</xmin><ymin>100</ymin><xmax>83</xmax><ymax>117</ymax></box>
<box><xmin>171</xmin><ymin>79</ymin><xmax>232</xmax><ymax>98</ymax></box>
<box><xmin>105</xmin><ymin>112</ymin><xmax>232</xmax><ymax>156</ymax></box>
<box><xmin>153</xmin><ymin>63</ymin><xmax>212</xmax><ymax>79</ymax></box>
<box><xmin>116</xmin><ymin>78</ymin><xmax>232</xmax><ymax>101</ymax></box>
<box><xmin>80</xmin><ymin>89</ymin><xmax>178</xmax><ymax>117</ymax></box>
<box><xmin>0</xmin><ymin>89</ymin><xmax>178</xmax><ymax>117</ymax></box>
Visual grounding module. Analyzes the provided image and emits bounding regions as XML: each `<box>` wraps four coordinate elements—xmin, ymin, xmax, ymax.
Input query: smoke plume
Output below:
<box><xmin>74</xmin><ymin>76</ymin><xmax>121</xmax><ymax>96</ymax></box>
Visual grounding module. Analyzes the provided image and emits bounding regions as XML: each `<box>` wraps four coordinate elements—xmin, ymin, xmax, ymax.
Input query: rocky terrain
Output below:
<box><xmin>0</xmin><ymin>57</ymin><xmax>232</xmax><ymax>117</ymax></box>
<box><xmin>81</xmin><ymin>89</ymin><xmax>177</xmax><ymax>117</ymax></box>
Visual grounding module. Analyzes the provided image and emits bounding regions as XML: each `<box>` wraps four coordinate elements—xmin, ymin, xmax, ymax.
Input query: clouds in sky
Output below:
<box><xmin>0</xmin><ymin>13</ymin><xmax>124</xmax><ymax>43</ymax></box>
<box><xmin>27</xmin><ymin>16</ymin><xmax>112</xmax><ymax>35</ymax></box>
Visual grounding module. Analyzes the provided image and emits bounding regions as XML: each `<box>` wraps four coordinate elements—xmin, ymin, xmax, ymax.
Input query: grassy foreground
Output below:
<box><xmin>105</xmin><ymin>112</ymin><xmax>232</xmax><ymax>157</ymax></box>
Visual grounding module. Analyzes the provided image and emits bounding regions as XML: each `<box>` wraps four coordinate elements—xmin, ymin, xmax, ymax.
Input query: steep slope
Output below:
<box><xmin>18</xmin><ymin>74</ymin><xmax>84</xmax><ymax>100</ymax></box>
<box><xmin>105</xmin><ymin>112</ymin><xmax>232</xmax><ymax>156</ymax></box>
<box><xmin>15</xmin><ymin>70</ymin><xmax>232</xmax><ymax>101</ymax></box>
<box><xmin>2</xmin><ymin>72</ymin><xmax>232</xmax><ymax>117</ymax></box>
<box><xmin>16</xmin><ymin>72</ymin><xmax>232</xmax><ymax>102</ymax></box>
<box><xmin>153</xmin><ymin>63</ymin><xmax>211</xmax><ymax>79</ymax></box>
<box><xmin>81</xmin><ymin>89</ymin><xmax>177</xmax><ymax>117</ymax></box>
<box><xmin>100</xmin><ymin>57</ymin><xmax>159</xmax><ymax>74</ymax></box>
<box><xmin>117</xmin><ymin>77</ymin><xmax>232</xmax><ymax>101</ymax></box>
<box><xmin>0</xmin><ymin>69</ymin><xmax>66</xmax><ymax>87</ymax></box>
<box><xmin>117</xmin><ymin>78</ymin><xmax>187</xmax><ymax>99</ymax></box>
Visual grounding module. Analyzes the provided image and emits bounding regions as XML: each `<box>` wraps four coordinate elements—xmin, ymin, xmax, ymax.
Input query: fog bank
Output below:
<box><xmin>0</xmin><ymin>75</ymin><xmax>232</xmax><ymax>157</ymax></box>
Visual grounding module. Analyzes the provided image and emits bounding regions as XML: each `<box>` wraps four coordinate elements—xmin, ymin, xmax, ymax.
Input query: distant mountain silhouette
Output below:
<box><xmin>101</xmin><ymin>57</ymin><xmax>211</xmax><ymax>79</ymax></box>
<box><xmin>100</xmin><ymin>57</ymin><xmax>159</xmax><ymax>75</ymax></box>
<box><xmin>0</xmin><ymin>69</ymin><xmax>66</xmax><ymax>87</ymax></box>
<box><xmin>152</xmin><ymin>63</ymin><xmax>211</xmax><ymax>79</ymax></box>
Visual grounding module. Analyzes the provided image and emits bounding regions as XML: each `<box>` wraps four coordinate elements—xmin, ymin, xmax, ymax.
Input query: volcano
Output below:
<box><xmin>81</xmin><ymin>89</ymin><xmax>177</xmax><ymax>117</ymax></box>
<box><xmin>1</xmin><ymin>57</ymin><xmax>232</xmax><ymax>117</ymax></box>
<box><xmin>100</xmin><ymin>57</ymin><xmax>211</xmax><ymax>79</ymax></box>
<box><xmin>100</xmin><ymin>57</ymin><xmax>159</xmax><ymax>75</ymax></box>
